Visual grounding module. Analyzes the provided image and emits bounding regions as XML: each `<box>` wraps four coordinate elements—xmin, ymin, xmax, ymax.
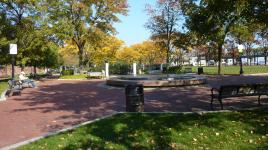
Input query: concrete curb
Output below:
<box><xmin>118</xmin><ymin>105</ymin><xmax>268</xmax><ymax>115</ymax></box>
<box><xmin>0</xmin><ymin>90</ymin><xmax>7</xmax><ymax>101</ymax></box>
<box><xmin>57</xmin><ymin>79</ymin><xmax>89</xmax><ymax>81</ymax></box>
<box><xmin>117</xmin><ymin>110</ymin><xmax>232</xmax><ymax>115</ymax></box>
<box><xmin>57</xmin><ymin>79</ymin><xmax>106</xmax><ymax>81</ymax></box>
<box><xmin>0</xmin><ymin>113</ymin><xmax>118</xmax><ymax>150</ymax></box>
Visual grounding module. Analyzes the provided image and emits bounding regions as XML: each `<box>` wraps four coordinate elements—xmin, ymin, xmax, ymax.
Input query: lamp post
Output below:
<box><xmin>9</xmin><ymin>44</ymin><xmax>17</xmax><ymax>79</ymax></box>
<box><xmin>133</xmin><ymin>62</ymin><xmax>137</xmax><ymax>76</ymax></box>
<box><xmin>238</xmin><ymin>44</ymin><xmax>244</xmax><ymax>75</ymax></box>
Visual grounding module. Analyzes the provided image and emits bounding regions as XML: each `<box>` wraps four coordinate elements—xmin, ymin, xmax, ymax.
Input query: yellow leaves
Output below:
<box><xmin>90</xmin><ymin>36</ymin><xmax>124</xmax><ymax>65</ymax></box>
<box><xmin>59</xmin><ymin>39</ymin><xmax>79</xmax><ymax>65</ymax></box>
<box><xmin>116</xmin><ymin>47</ymin><xmax>141</xmax><ymax>64</ymax></box>
<box><xmin>128</xmin><ymin>40</ymin><xmax>165</xmax><ymax>65</ymax></box>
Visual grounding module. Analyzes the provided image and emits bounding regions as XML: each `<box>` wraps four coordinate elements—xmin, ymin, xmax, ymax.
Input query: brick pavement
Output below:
<box><xmin>0</xmin><ymin>78</ymin><xmax>267</xmax><ymax>148</ymax></box>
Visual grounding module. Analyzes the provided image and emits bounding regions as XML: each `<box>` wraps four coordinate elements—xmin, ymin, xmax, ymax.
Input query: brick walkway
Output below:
<box><xmin>0</xmin><ymin>78</ymin><xmax>267</xmax><ymax>148</ymax></box>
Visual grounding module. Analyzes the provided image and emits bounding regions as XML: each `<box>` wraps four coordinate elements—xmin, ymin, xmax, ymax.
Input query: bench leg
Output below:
<box><xmin>210</xmin><ymin>96</ymin><xmax>214</xmax><ymax>110</ymax></box>
<box><xmin>258</xmin><ymin>95</ymin><xmax>261</xmax><ymax>106</ymax></box>
<box><xmin>218</xmin><ymin>97</ymin><xmax>223</xmax><ymax>110</ymax></box>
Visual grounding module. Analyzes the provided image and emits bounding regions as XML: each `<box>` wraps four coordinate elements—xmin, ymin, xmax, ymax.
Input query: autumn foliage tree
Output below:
<box><xmin>130</xmin><ymin>40</ymin><xmax>165</xmax><ymax>66</ymax></box>
<box><xmin>45</xmin><ymin>0</ymin><xmax>128</xmax><ymax>68</ymax></box>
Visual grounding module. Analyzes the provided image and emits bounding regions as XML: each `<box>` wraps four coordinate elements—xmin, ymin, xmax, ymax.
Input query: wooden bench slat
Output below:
<box><xmin>211</xmin><ymin>83</ymin><xmax>268</xmax><ymax>110</ymax></box>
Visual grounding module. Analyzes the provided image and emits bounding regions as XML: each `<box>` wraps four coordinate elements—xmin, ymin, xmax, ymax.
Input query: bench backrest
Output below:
<box><xmin>88</xmin><ymin>72</ymin><xmax>103</xmax><ymax>76</ymax></box>
<box><xmin>219</xmin><ymin>84</ymin><xmax>268</xmax><ymax>97</ymax></box>
<box><xmin>220</xmin><ymin>86</ymin><xmax>239</xmax><ymax>96</ymax></box>
<box><xmin>255</xmin><ymin>84</ymin><xmax>268</xmax><ymax>94</ymax></box>
<box><xmin>238</xmin><ymin>85</ymin><xmax>255</xmax><ymax>94</ymax></box>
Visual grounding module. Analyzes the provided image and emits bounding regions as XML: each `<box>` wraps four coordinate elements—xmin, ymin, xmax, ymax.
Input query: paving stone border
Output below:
<box><xmin>57</xmin><ymin>79</ymin><xmax>89</xmax><ymax>81</ymax></box>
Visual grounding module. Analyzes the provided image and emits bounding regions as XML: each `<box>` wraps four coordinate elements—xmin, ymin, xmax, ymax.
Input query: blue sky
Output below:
<box><xmin>114</xmin><ymin>0</ymin><xmax>156</xmax><ymax>46</ymax></box>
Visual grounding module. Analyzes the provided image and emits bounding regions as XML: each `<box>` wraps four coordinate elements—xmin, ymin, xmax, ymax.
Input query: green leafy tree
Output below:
<box><xmin>257</xmin><ymin>28</ymin><xmax>268</xmax><ymax>65</ymax></box>
<box><xmin>0</xmin><ymin>11</ymin><xmax>13</xmax><ymax>65</ymax></box>
<box><xmin>231</xmin><ymin>24</ymin><xmax>257</xmax><ymax>65</ymax></box>
<box><xmin>183</xmin><ymin>0</ymin><xmax>249</xmax><ymax>74</ymax></box>
<box><xmin>0</xmin><ymin>0</ymin><xmax>61</xmax><ymax>73</ymax></box>
<box><xmin>45</xmin><ymin>0</ymin><xmax>128</xmax><ymax>68</ymax></box>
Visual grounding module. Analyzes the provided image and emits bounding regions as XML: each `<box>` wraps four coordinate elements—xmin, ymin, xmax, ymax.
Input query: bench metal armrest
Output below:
<box><xmin>211</xmin><ymin>88</ymin><xmax>220</xmax><ymax>98</ymax></box>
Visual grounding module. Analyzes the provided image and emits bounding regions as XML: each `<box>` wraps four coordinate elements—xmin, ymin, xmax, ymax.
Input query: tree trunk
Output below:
<box><xmin>166</xmin><ymin>49</ymin><xmax>169</xmax><ymax>65</ymax></box>
<box><xmin>217</xmin><ymin>44</ymin><xmax>223</xmax><ymax>75</ymax></box>
<box><xmin>78</xmin><ymin>44</ymin><xmax>84</xmax><ymax>68</ymax></box>
<box><xmin>34</xmin><ymin>65</ymin><xmax>37</xmax><ymax>75</ymax></box>
<box><xmin>78</xmin><ymin>51</ymin><xmax>83</xmax><ymax>68</ymax></box>
<box><xmin>265</xmin><ymin>51</ymin><xmax>267</xmax><ymax>65</ymax></box>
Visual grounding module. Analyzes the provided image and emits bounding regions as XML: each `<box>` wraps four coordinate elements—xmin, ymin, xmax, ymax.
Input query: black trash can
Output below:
<box><xmin>125</xmin><ymin>84</ymin><xmax>144</xmax><ymax>112</ymax></box>
<box><xmin>198</xmin><ymin>67</ymin><xmax>203</xmax><ymax>75</ymax></box>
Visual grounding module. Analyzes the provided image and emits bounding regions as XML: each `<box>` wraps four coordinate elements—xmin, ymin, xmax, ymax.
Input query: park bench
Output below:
<box><xmin>6</xmin><ymin>80</ymin><xmax>22</xmax><ymax>96</ymax></box>
<box><xmin>211</xmin><ymin>83</ymin><xmax>268</xmax><ymax>110</ymax></box>
<box><xmin>87</xmin><ymin>71</ymin><xmax>104</xmax><ymax>79</ymax></box>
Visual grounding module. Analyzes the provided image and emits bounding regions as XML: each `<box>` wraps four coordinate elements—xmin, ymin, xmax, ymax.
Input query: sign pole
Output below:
<box><xmin>12</xmin><ymin>55</ymin><xmax>15</xmax><ymax>79</ymax></box>
<box><xmin>9</xmin><ymin>44</ymin><xmax>17</xmax><ymax>80</ymax></box>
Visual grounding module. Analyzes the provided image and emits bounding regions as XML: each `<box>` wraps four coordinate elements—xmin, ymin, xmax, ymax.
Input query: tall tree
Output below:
<box><xmin>146</xmin><ymin>0</ymin><xmax>182</xmax><ymax>67</ymax></box>
<box><xmin>231</xmin><ymin>24</ymin><xmax>257</xmax><ymax>65</ymax></box>
<box><xmin>183</xmin><ymin>0</ymin><xmax>250</xmax><ymax>74</ymax></box>
<box><xmin>0</xmin><ymin>11</ymin><xmax>13</xmax><ymax>65</ymax></box>
<box><xmin>45</xmin><ymin>0</ymin><xmax>128</xmax><ymax>68</ymax></box>
<box><xmin>224</xmin><ymin>37</ymin><xmax>239</xmax><ymax>65</ymax></box>
<box><xmin>257</xmin><ymin>28</ymin><xmax>268</xmax><ymax>65</ymax></box>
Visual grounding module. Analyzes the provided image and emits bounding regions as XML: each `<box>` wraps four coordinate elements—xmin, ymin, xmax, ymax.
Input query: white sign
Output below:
<box><xmin>9</xmin><ymin>44</ymin><xmax>17</xmax><ymax>54</ymax></box>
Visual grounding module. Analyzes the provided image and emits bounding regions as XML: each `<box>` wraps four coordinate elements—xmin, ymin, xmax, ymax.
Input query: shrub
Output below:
<box><xmin>61</xmin><ymin>70</ymin><xmax>74</xmax><ymax>75</ymax></box>
<box><xmin>88</xmin><ymin>67</ymin><xmax>102</xmax><ymax>72</ymax></box>
<box><xmin>110</xmin><ymin>63</ymin><xmax>131</xmax><ymax>75</ymax></box>
<box><xmin>166</xmin><ymin>66</ymin><xmax>182</xmax><ymax>74</ymax></box>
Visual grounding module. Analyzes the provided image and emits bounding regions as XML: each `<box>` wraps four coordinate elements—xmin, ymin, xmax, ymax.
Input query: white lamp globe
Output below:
<box><xmin>238</xmin><ymin>44</ymin><xmax>244</xmax><ymax>53</ymax></box>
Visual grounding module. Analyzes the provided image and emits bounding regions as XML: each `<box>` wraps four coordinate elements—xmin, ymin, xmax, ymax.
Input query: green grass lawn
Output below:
<box><xmin>184</xmin><ymin>65</ymin><xmax>268</xmax><ymax>75</ymax></box>
<box><xmin>0</xmin><ymin>79</ymin><xmax>8</xmax><ymax>94</ymax></box>
<box><xmin>59</xmin><ymin>74</ymin><xmax>88</xmax><ymax>79</ymax></box>
<box><xmin>17</xmin><ymin>109</ymin><xmax>268</xmax><ymax>150</ymax></box>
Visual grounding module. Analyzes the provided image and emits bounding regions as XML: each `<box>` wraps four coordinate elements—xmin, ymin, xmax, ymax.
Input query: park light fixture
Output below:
<box><xmin>238</xmin><ymin>44</ymin><xmax>244</xmax><ymax>75</ymax></box>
